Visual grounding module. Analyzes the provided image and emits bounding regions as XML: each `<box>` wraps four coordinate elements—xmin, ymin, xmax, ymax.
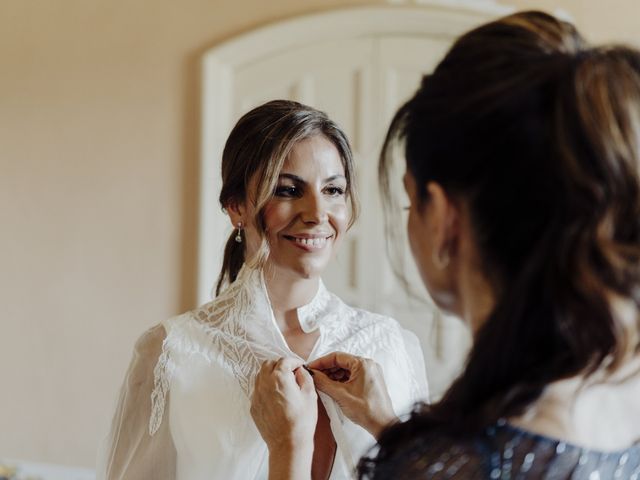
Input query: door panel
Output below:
<box><xmin>374</xmin><ymin>36</ymin><xmax>471</xmax><ymax>398</ymax></box>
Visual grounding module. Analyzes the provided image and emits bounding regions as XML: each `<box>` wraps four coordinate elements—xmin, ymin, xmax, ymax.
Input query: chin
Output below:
<box><xmin>421</xmin><ymin>277</ymin><xmax>457</xmax><ymax>313</ymax></box>
<box><xmin>285</xmin><ymin>259</ymin><xmax>329</xmax><ymax>280</ymax></box>
<box><xmin>293</xmin><ymin>265</ymin><xmax>325</xmax><ymax>279</ymax></box>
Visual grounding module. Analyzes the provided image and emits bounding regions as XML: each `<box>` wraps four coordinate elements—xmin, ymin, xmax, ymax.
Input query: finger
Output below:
<box><xmin>329</xmin><ymin>369</ymin><xmax>350</xmax><ymax>382</ymax></box>
<box><xmin>274</xmin><ymin>357</ymin><xmax>305</xmax><ymax>373</ymax></box>
<box><xmin>294</xmin><ymin>366</ymin><xmax>316</xmax><ymax>395</ymax></box>
<box><xmin>312</xmin><ymin>369</ymin><xmax>346</xmax><ymax>398</ymax></box>
<box><xmin>254</xmin><ymin>360</ymin><xmax>275</xmax><ymax>388</ymax></box>
<box><xmin>257</xmin><ymin>360</ymin><xmax>276</xmax><ymax>375</ymax></box>
<box><xmin>307</xmin><ymin>352</ymin><xmax>341</xmax><ymax>370</ymax></box>
<box><xmin>260</xmin><ymin>360</ymin><xmax>276</xmax><ymax>371</ymax></box>
<box><xmin>308</xmin><ymin>351</ymin><xmax>360</xmax><ymax>371</ymax></box>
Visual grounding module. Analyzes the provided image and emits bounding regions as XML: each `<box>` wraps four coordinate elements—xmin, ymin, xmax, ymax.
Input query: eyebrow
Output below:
<box><xmin>278</xmin><ymin>173</ymin><xmax>347</xmax><ymax>183</ymax></box>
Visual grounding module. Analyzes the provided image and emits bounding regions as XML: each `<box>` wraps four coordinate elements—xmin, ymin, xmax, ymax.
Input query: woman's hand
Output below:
<box><xmin>250</xmin><ymin>357</ymin><xmax>317</xmax><ymax>480</ymax></box>
<box><xmin>308</xmin><ymin>352</ymin><xmax>398</xmax><ymax>438</ymax></box>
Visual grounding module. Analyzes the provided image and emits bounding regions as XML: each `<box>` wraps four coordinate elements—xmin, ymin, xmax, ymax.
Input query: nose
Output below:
<box><xmin>300</xmin><ymin>191</ymin><xmax>328</xmax><ymax>225</ymax></box>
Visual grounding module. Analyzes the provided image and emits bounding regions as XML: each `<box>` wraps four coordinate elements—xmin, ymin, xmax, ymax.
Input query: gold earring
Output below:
<box><xmin>432</xmin><ymin>247</ymin><xmax>450</xmax><ymax>270</ymax></box>
<box><xmin>235</xmin><ymin>222</ymin><xmax>243</xmax><ymax>243</ymax></box>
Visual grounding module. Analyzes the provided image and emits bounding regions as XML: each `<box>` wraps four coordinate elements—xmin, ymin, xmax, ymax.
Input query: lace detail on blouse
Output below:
<box><xmin>148</xmin><ymin>267</ymin><xmax>273</xmax><ymax>434</ymax></box>
<box><xmin>193</xmin><ymin>270</ymin><xmax>275</xmax><ymax>397</ymax></box>
<box><xmin>149</xmin><ymin>336</ymin><xmax>174</xmax><ymax>435</ymax></box>
<box><xmin>149</xmin><ymin>266</ymin><xmax>425</xmax><ymax>436</ymax></box>
<box><xmin>319</xmin><ymin>305</ymin><xmax>423</xmax><ymax>403</ymax></box>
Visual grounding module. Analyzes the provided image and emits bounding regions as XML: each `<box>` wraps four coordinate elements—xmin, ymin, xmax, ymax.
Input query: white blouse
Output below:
<box><xmin>98</xmin><ymin>267</ymin><xmax>429</xmax><ymax>480</ymax></box>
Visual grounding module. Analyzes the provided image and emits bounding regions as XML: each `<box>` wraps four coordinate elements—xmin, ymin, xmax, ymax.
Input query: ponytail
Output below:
<box><xmin>215</xmin><ymin>230</ymin><xmax>246</xmax><ymax>296</ymax></box>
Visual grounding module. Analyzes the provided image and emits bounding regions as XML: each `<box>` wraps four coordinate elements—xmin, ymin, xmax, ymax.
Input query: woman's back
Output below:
<box><xmin>370</xmin><ymin>422</ymin><xmax>640</xmax><ymax>479</ymax></box>
<box><xmin>364</xmin><ymin>358</ymin><xmax>640</xmax><ymax>479</ymax></box>
<box><xmin>510</xmin><ymin>357</ymin><xmax>640</xmax><ymax>453</ymax></box>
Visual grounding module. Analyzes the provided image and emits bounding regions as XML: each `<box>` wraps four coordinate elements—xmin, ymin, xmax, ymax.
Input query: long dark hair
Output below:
<box><xmin>363</xmin><ymin>10</ymin><xmax>640</xmax><ymax>475</ymax></box>
<box><xmin>215</xmin><ymin>100</ymin><xmax>359</xmax><ymax>295</ymax></box>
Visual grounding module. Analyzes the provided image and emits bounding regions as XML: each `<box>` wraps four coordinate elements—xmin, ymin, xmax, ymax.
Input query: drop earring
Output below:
<box><xmin>235</xmin><ymin>222</ymin><xmax>243</xmax><ymax>243</ymax></box>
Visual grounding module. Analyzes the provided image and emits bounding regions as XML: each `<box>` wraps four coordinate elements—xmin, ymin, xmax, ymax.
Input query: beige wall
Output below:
<box><xmin>506</xmin><ymin>0</ymin><xmax>640</xmax><ymax>45</ymax></box>
<box><xmin>1</xmin><ymin>0</ymin><xmax>638</xmax><ymax>468</ymax></box>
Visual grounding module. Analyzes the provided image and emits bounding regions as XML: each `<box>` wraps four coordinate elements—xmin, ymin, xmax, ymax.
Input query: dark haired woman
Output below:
<box><xmin>250</xmin><ymin>12</ymin><xmax>640</xmax><ymax>479</ymax></box>
<box><xmin>97</xmin><ymin>100</ymin><xmax>428</xmax><ymax>480</ymax></box>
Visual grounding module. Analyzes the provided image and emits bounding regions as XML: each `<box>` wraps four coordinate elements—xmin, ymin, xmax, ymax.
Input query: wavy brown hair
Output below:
<box><xmin>215</xmin><ymin>100</ymin><xmax>359</xmax><ymax>295</ymax></box>
<box><xmin>363</xmin><ymin>10</ymin><xmax>640</xmax><ymax>476</ymax></box>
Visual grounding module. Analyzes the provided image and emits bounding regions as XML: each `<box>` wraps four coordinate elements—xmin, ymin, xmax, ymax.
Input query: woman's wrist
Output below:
<box><xmin>366</xmin><ymin>413</ymin><xmax>399</xmax><ymax>439</ymax></box>
<box><xmin>268</xmin><ymin>441</ymin><xmax>313</xmax><ymax>480</ymax></box>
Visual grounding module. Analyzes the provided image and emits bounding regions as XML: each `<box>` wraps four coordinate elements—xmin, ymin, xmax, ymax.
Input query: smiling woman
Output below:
<box><xmin>97</xmin><ymin>100</ymin><xmax>429</xmax><ymax>480</ymax></box>
<box><xmin>227</xmin><ymin>135</ymin><xmax>350</xmax><ymax>284</ymax></box>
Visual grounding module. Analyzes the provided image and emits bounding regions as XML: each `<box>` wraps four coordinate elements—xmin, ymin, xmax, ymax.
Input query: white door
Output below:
<box><xmin>200</xmin><ymin>4</ymin><xmax>510</xmax><ymax>398</ymax></box>
<box><xmin>372</xmin><ymin>36</ymin><xmax>472</xmax><ymax>397</ymax></box>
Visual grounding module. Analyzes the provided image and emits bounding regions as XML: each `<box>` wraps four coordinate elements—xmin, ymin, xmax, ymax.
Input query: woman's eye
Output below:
<box><xmin>324</xmin><ymin>186</ymin><xmax>346</xmax><ymax>196</ymax></box>
<box><xmin>274</xmin><ymin>185</ymin><xmax>300</xmax><ymax>197</ymax></box>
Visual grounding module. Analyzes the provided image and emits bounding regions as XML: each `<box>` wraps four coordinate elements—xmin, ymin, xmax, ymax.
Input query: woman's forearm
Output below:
<box><xmin>268</xmin><ymin>443</ymin><xmax>314</xmax><ymax>480</ymax></box>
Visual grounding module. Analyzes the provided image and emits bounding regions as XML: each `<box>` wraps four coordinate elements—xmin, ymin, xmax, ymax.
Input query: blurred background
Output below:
<box><xmin>2</xmin><ymin>0</ymin><xmax>639</xmax><ymax>473</ymax></box>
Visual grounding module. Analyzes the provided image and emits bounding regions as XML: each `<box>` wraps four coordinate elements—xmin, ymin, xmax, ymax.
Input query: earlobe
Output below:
<box><xmin>225</xmin><ymin>200</ymin><xmax>246</xmax><ymax>229</ymax></box>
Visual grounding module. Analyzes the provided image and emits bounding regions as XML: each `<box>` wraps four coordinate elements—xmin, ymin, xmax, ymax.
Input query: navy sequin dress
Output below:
<box><xmin>369</xmin><ymin>421</ymin><xmax>640</xmax><ymax>479</ymax></box>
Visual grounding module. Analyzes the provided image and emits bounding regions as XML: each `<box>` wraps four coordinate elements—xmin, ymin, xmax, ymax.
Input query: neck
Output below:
<box><xmin>450</xmin><ymin>206</ymin><xmax>496</xmax><ymax>334</ymax></box>
<box><xmin>263</xmin><ymin>267</ymin><xmax>319</xmax><ymax>332</ymax></box>
<box><xmin>457</xmin><ymin>262</ymin><xmax>495</xmax><ymax>335</ymax></box>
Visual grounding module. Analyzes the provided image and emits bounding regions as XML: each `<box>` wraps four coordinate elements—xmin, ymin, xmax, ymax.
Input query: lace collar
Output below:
<box><xmin>246</xmin><ymin>266</ymin><xmax>334</xmax><ymax>334</ymax></box>
<box><xmin>296</xmin><ymin>279</ymin><xmax>333</xmax><ymax>333</ymax></box>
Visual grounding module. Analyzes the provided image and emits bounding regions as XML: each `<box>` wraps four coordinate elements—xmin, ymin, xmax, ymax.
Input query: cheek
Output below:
<box><xmin>407</xmin><ymin>210</ymin><xmax>417</xmax><ymax>251</ymax></box>
<box><xmin>329</xmin><ymin>203</ymin><xmax>349</xmax><ymax>236</ymax></box>
<box><xmin>262</xmin><ymin>203</ymin><xmax>291</xmax><ymax>233</ymax></box>
<box><xmin>407</xmin><ymin>210</ymin><xmax>428</xmax><ymax>271</ymax></box>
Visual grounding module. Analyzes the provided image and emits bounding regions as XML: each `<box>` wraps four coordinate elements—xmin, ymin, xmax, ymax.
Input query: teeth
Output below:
<box><xmin>293</xmin><ymin>237</ymin><xmax>329</xmax><ymax>248</ymax></box>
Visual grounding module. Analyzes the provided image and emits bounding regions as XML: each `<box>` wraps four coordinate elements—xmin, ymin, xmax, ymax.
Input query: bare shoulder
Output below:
<box><xmin>512</xmin><ymin>356</ymin><xmax>640</xmax><ymax>450</ymax></box>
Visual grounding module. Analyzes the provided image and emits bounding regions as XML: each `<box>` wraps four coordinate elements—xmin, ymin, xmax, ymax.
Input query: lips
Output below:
<box><xmin>283</xmin><ymin>234</ymin><xmax>333</xmax><ymax>250</ymax></box>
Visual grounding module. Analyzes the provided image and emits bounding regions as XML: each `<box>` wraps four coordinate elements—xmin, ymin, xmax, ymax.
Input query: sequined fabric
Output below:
<box><xmin>371</xmin><ymin>421</ymin><xmax>640</xmax><ymax>479</ymax></box>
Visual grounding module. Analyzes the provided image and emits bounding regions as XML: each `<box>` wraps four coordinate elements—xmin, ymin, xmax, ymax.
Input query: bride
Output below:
<box><xmin>98</xmin><ymin>100</ymin><xmax>428</xmax><ymax>480</ymax></box>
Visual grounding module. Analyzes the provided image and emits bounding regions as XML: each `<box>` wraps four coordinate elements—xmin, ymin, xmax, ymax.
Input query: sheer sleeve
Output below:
<box><xmin>96</xmin><ymin>324</ymin><xmax>176</xmax><ymax>480</ymax></box>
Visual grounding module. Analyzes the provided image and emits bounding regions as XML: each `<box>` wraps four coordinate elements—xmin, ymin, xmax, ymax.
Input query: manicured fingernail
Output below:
<box><xmin>302</xmin><ymin>364</ymin><xmax>314</xmax><ymax>376</ymax></box>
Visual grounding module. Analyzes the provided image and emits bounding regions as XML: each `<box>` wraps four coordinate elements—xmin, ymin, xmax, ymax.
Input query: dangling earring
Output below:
<box><xmin>234</xmin><ymin>222</ymin><xmax>243</xmax><ymax>243</ymax></box>
<box><xmin>432</xmin><ymin>246</ymin><xmax>450</xmax><ymax>270</ymax></box>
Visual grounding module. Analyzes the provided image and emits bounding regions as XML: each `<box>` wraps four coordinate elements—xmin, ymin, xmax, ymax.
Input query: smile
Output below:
<box><xmin>283</xmin><ymin>234</ymin><xmax>333</xmax><ymax>250</ymax></box>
